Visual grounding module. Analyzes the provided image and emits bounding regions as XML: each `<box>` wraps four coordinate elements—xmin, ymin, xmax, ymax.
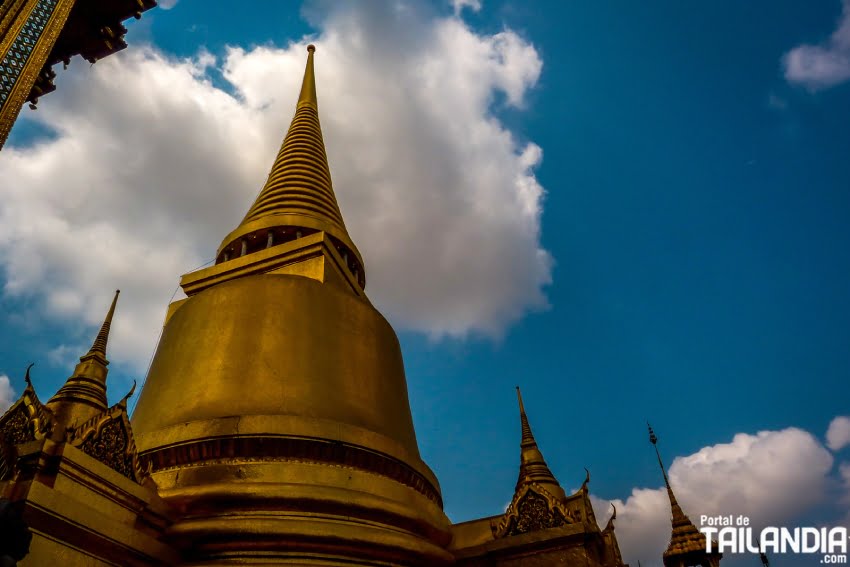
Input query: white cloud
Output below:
<box><xmin>827</xmin><ymin>416</ymin><xmax>850</xmax><ymax>451</ymax></box>
<box><xmin>157</xmin><ymin>0</ymin><xmax>179</xmax><ymax>10</ymax></box>
<box><xmin>0</xmin><ymin>374</ymin><xmax>15</xmax><ymax>411</ymax></box>
<box><xmin>593</xmin><ymin>427</ymin><xmax>834</xmax><ymax>567</ymax></box>
<box><xmin>0</xmin><ymin>3</ymin><xmax>549</xmax><ymax>374</ymax></box>
<box><xmin>451</xmin><ymin>0</ymin><xmax>482</xmax><ymax>16</ymax></box>
<box><xmin>783</xmin><ymin>0</ymin><xmax>850</xmax><ymax>90</ymax></box>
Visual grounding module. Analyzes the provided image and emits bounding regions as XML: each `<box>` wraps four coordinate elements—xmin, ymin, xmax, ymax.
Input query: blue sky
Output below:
<box><xmin>2</xmin><ymin>1</ymin><xmax>850</xmax><ymax>565</ymax></box>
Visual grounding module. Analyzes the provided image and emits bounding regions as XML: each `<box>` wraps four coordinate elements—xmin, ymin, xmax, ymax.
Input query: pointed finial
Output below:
<box><xmin>647</xmin><ymin>421</ymin><xmax>671</xmax><ymax>490</ymax></box>
<box><xmin>516</xmin><ymin>386</ymin><xmax>535</xmax><ymax>446</ymax></box>
<box><xmin>298</xmin><ymin>44</ymin><xmax>317</xmax><ymax>108</ymax></box>
<box><xmin>582</xmin><ymin>467</ymin><xmax>590</xmax><ymax>490</ymax></box>
<box><xmin>648</xmin><ymin>421</ymin><xmax>658</xmax><ymax>445</ymax></box>
<box><xmin>603</xmin><ymin>501</ymin><xmax>617</xmax><ymax>532</ymax></box>
<box><xmin>119</xmin><ymin>380</ymin><xmax>137</xmax><ymax>408</ymax></box>
<box><xmin>23</xmin><ymin>362</ymin><xmax>34</xmax><ymax>387</ymax></box>
<box><xmin>85</xmin><ymin>290</ymin><xmax>119</xmax><ymax>361</ymax></box>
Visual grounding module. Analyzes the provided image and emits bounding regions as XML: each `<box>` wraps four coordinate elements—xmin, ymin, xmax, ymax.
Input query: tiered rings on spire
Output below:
<box><xmin>216</xmin><ymin>45</ymin><xmax>364</xmax><ymax>287</ymax></box>
<box><xmin>241</xmin><ymin>45</ymin><xmax>346</xmax><ymax>232</ymax></box>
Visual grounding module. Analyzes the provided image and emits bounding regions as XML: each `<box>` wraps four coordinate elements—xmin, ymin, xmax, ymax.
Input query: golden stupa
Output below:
<box><xmin>0</xmin><ymin>46</ymin><xmax>628</xmax><ymax>566</ymax></box>
<box><xmin>131</xmin><ymin>44</ymin><xmax>452</xmax><ymax>564</ymax></box>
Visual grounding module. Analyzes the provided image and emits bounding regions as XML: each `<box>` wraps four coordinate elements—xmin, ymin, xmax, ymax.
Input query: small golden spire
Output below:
<box><xmin>516</xmin><ymin>386</ymin><xmax>535</xmax><ymax>446</ymax></box>
<box><xmin>83</xmin><ymin>289</ymin><xmax>120</xmax><ymax>364</ymax></box>
<box><xmin>514</xmin><ymin>387</ymin><xmax>564</xmax><ymax>499</ymax></box>
<box><xmin>46</xmin><ymin>291</ymin><xmax>120</xmax><ymax>428</ymax></box>
<box><xmin>648</xmin><ymin>423</ymin><xmax>712</xmax><ymax>561</ymax></box>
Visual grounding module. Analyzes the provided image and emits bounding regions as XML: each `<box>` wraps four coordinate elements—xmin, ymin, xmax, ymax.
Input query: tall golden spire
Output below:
<box><xmin>515</xmin><ymin>387</ymin><xmax>565</xmax><ymax>499</ymax></box>
<box><xmin>648</xmin><ymin>424</ymin><xmax>719</xmax><ymax>566</ymax></box>
<box><xmin>46</xmin><ymin>290</ymin><xmax>120</xmax><ymax>428</ymax></box>
<box><xmin>216</xmin><ymin>45</ymin><xmax>364</xmax><ymax>286</ymax></box>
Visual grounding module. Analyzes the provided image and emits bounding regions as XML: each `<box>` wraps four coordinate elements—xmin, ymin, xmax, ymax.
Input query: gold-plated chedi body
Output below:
<box><xmin>131</xmin><ymin>46</ymin><xmax>452</xmax><ymax>565</ymax></box>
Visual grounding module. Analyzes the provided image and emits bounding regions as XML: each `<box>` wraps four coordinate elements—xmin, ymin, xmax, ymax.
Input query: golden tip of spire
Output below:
<box><xmin>297</xmin><ymin>43</ymin><xmax>318</xmax><ymax>108</ymax></box>
<box><xmin>85</xmin><ymin>289</ymin><xmax>121</xmax><ymax>360</ymax></box>
<box><xmin>105</xmin><ymin>289</ymin><xmax>120</xmax><ymax>322</ymax></box>
<box><xmin>515</xmin><ymin>386</ymin><xmax>525</xmax><ymax>412</ymax></box>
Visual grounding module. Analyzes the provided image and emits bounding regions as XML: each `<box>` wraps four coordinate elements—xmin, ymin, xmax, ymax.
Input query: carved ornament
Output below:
<box><xmin>491</xmin><ymin>483</ymin><xmax>574</xmax><ymax>538</ymax></box>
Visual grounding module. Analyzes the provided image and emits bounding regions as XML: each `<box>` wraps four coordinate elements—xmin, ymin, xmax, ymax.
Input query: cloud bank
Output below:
<box><xmin>0</xmin><ymin>3</ymin><xmax>549</xmax><ymax>374</ymax></box>
<box><xmin>783</xmin><ymin>0</ymin><xmax>850</xmax><ymax>90</ymax></box>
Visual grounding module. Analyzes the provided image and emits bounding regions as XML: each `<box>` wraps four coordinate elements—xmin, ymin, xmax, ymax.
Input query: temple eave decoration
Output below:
<box><xmin>28</xmin><ymin>0</ymin><xmax>158</xmax><ymax>106</ymax></box>
<box><xmin>492</xmin><ymin>481</ymin><xmax>574</xmax><ymax>538</ymax></box>
<box><xmin>0</xmin><ymin>0</ymin><xmax>157</xmax><ymax>150</ymax></box>
<box><xmin>66</xmin><ymin>381</ymin><xmax>151</xmax><ymax>483</ymax></box>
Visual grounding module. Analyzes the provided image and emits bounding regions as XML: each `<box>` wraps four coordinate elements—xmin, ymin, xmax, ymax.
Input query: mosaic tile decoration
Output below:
<box><xmin>0</xmin><ymin>0</ymin><xmax>60</xmax><ymax>111</ymax></box>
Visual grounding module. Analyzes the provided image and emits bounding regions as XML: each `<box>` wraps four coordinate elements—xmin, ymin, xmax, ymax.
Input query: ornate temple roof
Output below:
<box><xmin>491</xmin><ymin>388</ymin><xmax>597</xmax><ymax>538</ymax></box>
<box><xmin>1</xmin><ymin>292</ymin><xmax>149</xmax><ymax>484</ymax></box>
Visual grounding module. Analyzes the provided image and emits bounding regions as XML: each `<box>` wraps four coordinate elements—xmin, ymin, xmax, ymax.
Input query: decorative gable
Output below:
<box><xmin>0</xmin><ymin>371</ymin><xmax>53</xmax><ymax>479</ymax></box>
<box><xmin>491</xmin><ymin>482</ymin><xmax>575</xmax><ymax>538</ymax></box>
<box><xmin>67</xmin><ymin>388</ymin><xmax>150</xmax><ymax>483</ymax></box>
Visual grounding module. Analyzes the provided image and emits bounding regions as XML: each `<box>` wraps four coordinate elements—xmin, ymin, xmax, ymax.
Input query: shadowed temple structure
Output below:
<box><xmin>1</xmin><ymin>46</ymin><xmax>633</xmax><ymax>565</ymax></box>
